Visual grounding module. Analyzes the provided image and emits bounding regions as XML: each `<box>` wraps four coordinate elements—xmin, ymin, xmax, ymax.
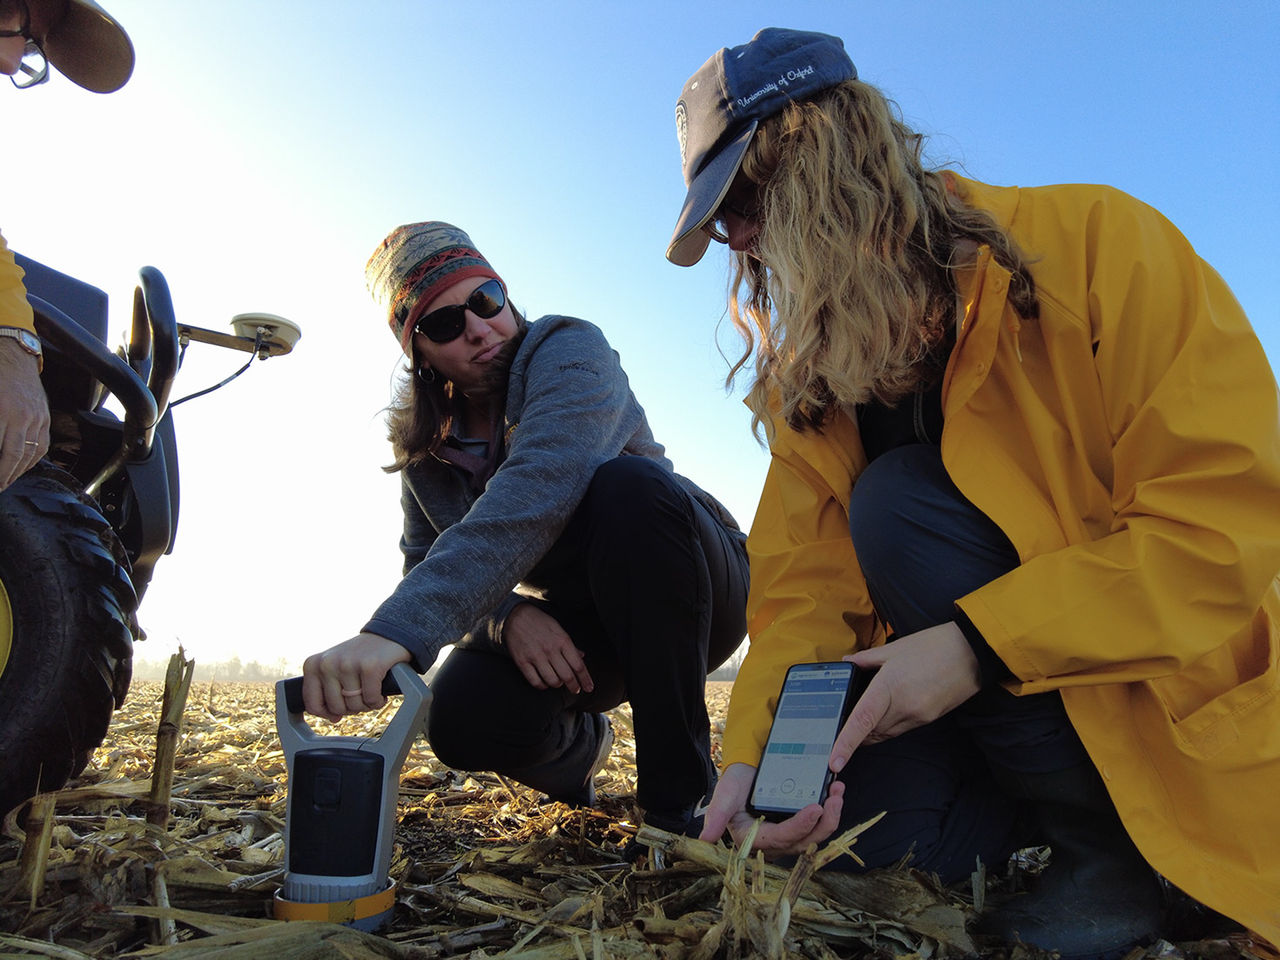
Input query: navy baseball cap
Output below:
<box><xmin>666</xmin><ymin>28</ymin><xmax>856</xmax><ymax>266</ymax></box>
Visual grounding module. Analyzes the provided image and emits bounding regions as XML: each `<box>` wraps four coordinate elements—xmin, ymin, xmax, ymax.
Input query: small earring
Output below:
<box><xmin>416</xmin><ymin>366</ymin><xmax>436</xmax><ymax>384</ymax></box>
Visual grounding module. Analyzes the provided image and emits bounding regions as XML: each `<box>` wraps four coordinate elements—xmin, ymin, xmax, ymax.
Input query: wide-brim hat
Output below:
<box><xmin>44</xmin><ymin>0</ymin><xmax>135</xmax><ymax>93</ymax></box>
<box><xmin>667</xmin><ymin>28</ymin><xmax>856</xmax><ymax>266</ymax></box>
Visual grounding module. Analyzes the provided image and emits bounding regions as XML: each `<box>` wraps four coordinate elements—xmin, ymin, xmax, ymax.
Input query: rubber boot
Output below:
<box><xmin>977</xmin><ymin>761</ymin><xmax>1163</xmax><ymax>960</ymax></box>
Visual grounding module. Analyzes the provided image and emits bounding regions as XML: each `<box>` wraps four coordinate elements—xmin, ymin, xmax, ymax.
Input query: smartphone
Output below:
<box><xmin>749</xmin><ymin>661</ymin><xmax>861</xmax><ymax>821</ymax></box>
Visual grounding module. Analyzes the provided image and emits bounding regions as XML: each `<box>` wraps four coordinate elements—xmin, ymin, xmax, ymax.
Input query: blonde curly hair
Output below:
<box><xmin>726</xmin><ymin>79</ymin><xmax>1038</xmax><ymax>438</ymax></box>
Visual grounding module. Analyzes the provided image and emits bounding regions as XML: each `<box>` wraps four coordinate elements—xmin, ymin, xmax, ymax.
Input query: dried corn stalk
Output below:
<box><xmin>0</xmin><ymin>680</ymin><xmax>1253</xmax><ymax>960</ymax></box>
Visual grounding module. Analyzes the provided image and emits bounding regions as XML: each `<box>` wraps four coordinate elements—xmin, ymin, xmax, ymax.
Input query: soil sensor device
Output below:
<box><xmin>273</xmin><ymin>662</ymin><xmax>431</xmax><ymax>931</ymax></box>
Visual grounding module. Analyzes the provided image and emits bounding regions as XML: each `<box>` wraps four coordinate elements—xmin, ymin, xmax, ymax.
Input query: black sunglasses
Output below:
<box><xmin>704</xmin><ymin>176</ymin><xmax>764</xmax><ymax>244</ymax></box>
<box><xmin>412</xmin><ymin>278</ymin><xmax>506</xmax><ymax>343</ymax></box>
<box><xmin>2</xmin><ymin>0</ymin><xmax>48</xmax><ymax>89</ymax></box>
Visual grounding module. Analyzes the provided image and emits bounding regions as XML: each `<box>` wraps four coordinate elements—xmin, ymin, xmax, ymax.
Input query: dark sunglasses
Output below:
<box><xmin>412</xmin><ymin>278</ymin><xmax>506</xmax><ymax>343</ymax></box>
<box><xmin>704</xmin><ymin>193</ymin><xmax>763</xmax><ymax>245</ymax></box>
<box><xmin>2</xmin><ymin>0</ymin><xmax>48</xmax><ymax>89</ymax></box>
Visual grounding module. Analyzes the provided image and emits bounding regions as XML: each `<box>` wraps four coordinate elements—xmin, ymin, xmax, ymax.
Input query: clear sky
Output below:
<box><xmin>5</xmin><ymin>1</ymin><xmax>1277</xmax><ymax>672</ymax></box>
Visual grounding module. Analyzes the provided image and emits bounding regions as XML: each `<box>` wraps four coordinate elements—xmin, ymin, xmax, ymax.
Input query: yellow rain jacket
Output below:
<box><xmin>1</xmin><ymin>230</ymin><xmax>37</xmax><ymax>337</ymax></box>
<box><xmin>725</xmin><ymin>175</ymin><xmax>1280</xmax><ymax>938</ymax></box>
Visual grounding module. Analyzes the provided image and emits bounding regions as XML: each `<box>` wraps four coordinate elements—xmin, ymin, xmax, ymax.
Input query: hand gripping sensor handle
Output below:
<box><xmin>274</xmin><ymin>662</ymin><xmax>431</xmax><ymax>930</ymax></box>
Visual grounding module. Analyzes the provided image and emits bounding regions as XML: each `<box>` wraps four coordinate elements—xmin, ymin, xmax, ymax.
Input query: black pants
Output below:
<box><xmin>426</xmin><ymin>456</ymin><xmax>749</xmax><ymax>823</ymax></box>
<box><xmin>834</xmin><ymin>444</ymin><xmax>1092</xmax><ymax>882</ymax></box>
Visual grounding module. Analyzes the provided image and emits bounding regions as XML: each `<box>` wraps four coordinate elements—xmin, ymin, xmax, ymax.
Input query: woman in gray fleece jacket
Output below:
<box><xmin>303</xmin><ymin>222</ymin><xmax>749</xmax><ymax>833</ymax></box>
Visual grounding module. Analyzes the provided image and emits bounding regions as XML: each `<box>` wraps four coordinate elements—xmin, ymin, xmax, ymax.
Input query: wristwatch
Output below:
<box><xmin>0</xmin><ymin>326</ymin><xmax>42</xmax><ymax>360</ymax></box>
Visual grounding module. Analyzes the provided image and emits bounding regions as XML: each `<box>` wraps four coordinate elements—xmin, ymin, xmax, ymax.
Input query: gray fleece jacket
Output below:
<box><xmin>362</xmin><ymin>314</ymin><xmax>742</xmax><ymax>671</ymax></box>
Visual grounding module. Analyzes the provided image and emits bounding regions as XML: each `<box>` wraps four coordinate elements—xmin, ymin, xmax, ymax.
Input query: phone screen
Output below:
<box><xmin>750</xmin><ymin>661</ymin><xmax>856</xmax><ymax>819</ymax></box>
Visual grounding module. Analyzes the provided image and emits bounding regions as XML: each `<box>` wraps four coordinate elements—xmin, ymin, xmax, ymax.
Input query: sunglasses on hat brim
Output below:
<box><xmin>412</xmin><ymin>278</ymin><xmax>506</xmax><ymax>343</ymax></box>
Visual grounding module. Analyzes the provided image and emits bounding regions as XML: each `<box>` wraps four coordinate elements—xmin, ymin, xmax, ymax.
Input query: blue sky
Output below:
<box><xmin>5</xmin><ymin>1</ymin><xmax>1277</xmax><ymax>669</ymax></box>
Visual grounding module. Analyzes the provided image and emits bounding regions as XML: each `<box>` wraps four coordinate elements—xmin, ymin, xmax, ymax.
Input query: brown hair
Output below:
<box><xmin>727</xmin><ymin>78</ymin><xmax>1038</xmax><ymax>438</ymax></box>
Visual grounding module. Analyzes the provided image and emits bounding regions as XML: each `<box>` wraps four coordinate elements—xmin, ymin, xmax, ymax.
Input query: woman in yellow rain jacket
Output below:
<box><xmin>665</xmin><ymin>27</ymin><xmax>1280</xmax><ymax>959</ymax></box>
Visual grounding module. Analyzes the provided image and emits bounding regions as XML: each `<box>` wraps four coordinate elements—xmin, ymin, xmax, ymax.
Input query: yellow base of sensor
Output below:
<box><xmin>273</xmin><ymin>881</ymin><xmax>395</xmax><ymax>929</ymax></box>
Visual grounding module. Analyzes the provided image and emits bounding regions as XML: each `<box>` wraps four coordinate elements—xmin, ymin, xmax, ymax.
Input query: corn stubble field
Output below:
<box><xmin>0</xmin><ymin>678</ymin><xmax>1271</xmax><ymax>959</ymax></box>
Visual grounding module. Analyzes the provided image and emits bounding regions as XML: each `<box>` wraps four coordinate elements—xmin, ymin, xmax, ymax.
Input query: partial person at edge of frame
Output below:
<box><xmin>0</xmin><ymin>0</ymin><xmax>134</xmax><ymax>492</ymax></box>
<box><xmin>302</xmin><ymin>222</ymin><xmax>750</xmax><ymax>839</ymax></box>
<box><xmin>666</xmin><ymin>26</ymin><xmax>1279</xmax><ymax>959</ymax></box>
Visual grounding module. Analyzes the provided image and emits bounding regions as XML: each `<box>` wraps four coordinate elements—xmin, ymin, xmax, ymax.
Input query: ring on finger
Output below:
<box><xmin>340</xmin><ymin>688</ymin><xmax>363</xmax><ymax>697</ymax></box>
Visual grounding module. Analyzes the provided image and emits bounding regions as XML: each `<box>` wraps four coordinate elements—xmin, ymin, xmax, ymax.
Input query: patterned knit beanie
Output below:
<box><xmin>365</xmin><ymin>221</ymin><xmax>501</xmax><ymax>356</ymax></box>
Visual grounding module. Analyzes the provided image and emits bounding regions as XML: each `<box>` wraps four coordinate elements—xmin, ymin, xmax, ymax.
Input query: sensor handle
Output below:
<box><xmin>275</xmin><ymin>663</ymin><xmax>429</xmax><ymax>766</ymax></box>
<box><xmin>280</xmin><ymin>672</ymin><xmax>403</xmax><ymax>716</ymax></box>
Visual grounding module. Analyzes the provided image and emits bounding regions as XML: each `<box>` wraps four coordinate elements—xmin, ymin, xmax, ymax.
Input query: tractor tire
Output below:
<box><xmin>0</xmin><ymin>463</ymin><xmax>139</xmax><ymax>818</ymax></box>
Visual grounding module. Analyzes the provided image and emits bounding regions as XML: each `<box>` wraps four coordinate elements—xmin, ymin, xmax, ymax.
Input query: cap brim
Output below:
<box><xmin>44</xmin><ymin>0</ymin><xmax>134</xmax><ymax>93</ymax></box>
<box><xmin>666</xmin><ymin>121</ymin><xmax>757</xmax><ymax>267</ymax></box>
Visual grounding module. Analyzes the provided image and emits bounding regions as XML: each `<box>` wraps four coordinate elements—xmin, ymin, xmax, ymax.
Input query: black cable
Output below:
<box><xmin>168</xmin><ymin>330</ymin><xmax>265</xmax><ymax>408</ymax></box>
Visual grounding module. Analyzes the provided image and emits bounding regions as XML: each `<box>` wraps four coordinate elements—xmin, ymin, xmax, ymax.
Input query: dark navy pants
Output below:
<box><xmin>833</xmin><ymin>444</ymin><xmax>1090</xmax><ymax>882</ymax></box>
<box><xmin>426</xmin><ymin>456</ymin><xmax>749</xmax><ymax>826</ymax></box>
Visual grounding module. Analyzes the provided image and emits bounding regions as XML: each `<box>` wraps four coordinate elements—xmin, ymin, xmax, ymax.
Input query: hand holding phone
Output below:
<box><xmin>749</xmin><ymin>661</ymin><xmax>863</xmax><ymax>821</ymax></box>
<box><xmin>832</xmin><ymin>622</ymin><xmax>981</xmax><ymax>772</ymax></box>
<box><xmin>701</xmin><ymin>762</ymin><xmax>845</xmax><ymax>857</ymax></box>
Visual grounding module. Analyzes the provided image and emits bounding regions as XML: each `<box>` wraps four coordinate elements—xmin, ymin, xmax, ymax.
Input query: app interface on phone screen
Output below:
<box><xmin>754</xmin><ymin>665</ymin><xmax>849</xmax><ymax>810</ymax></box>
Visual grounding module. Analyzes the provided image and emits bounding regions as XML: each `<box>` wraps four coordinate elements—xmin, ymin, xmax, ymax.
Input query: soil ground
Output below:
<box><xmin>0</xmin><ymin>679</ymin><xmax>1268</xmax><ymax>959</ymax></box>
